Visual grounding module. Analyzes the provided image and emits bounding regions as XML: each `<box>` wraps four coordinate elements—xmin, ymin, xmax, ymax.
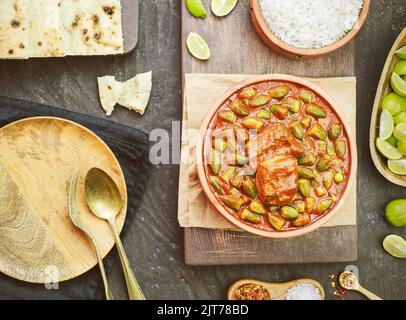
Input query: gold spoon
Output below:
<box><xmin>339</xmin><ymin>271</ymin><xmax>382</xmax><ymax>300</ymax></box>
<box><xmin>85</xmin><ymin>167</ymin><xmax>145</xmax><ymax>300</ymax></box>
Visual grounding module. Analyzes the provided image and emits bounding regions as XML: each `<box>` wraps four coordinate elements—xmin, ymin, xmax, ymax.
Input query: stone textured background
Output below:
<box><xmin>0</xmin><ymin>0</ymin><xmax>405</xmax><ymax>300</ymax></box>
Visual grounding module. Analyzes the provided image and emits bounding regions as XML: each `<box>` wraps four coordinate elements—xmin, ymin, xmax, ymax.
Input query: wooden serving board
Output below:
<box><xmin>181</xmin><ymin>1</ymin><xmax>357</xmax><ymax>265</ymax></box>
<box><xmin>0</xmin><ymin>117</ymin><xmax>126</xmax><ymax>283</ymax></box>
<box><xmin>122</xmin><ymin>0</ymin><xmax>139</xmax><ymax>54</ymax></box>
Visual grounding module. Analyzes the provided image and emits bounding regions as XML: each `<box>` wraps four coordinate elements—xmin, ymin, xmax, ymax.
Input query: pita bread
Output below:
<box><xmin>0</xmin><ymin>0</ymin><xmax>29</xmax><ymax>59</ymax></box>
<box><xmin>28</xmin><ymin>0</ymin><xmax>65</xmax><ymax>57</ymax></box>
<box><xmin>61</xmin><ymin>0</ymin><xmax>124</xmax><ymax>56</ymax></box>
<box><xmin>97</xmin><ymin>75</ymin><xmax>122</xmax><ymax>116</ymax></box>
<box><xmin>117</xmin><ymin>71</ymin><xmax>152</xmax><ymax>115</ymax></box>
<box><xmin>97</xmin><ymin>71</ymin><xmax>152</xmax><ymax>116</ymax></box>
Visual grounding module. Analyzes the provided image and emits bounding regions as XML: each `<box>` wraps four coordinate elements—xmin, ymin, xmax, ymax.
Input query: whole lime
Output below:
<box><xmin>385</xmin><ymin>199</ymin><xmax>406</xmax><ymax>227</ymax></box>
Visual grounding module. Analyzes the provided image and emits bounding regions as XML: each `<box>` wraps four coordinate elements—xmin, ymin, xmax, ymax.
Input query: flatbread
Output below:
<box><xmin>97</xmin><ymin>71</ymin><xmax>152</xmax><ymax>116</ymax></box>
<box><xmin>28</xmin><ymin>0</ymin><xmax>65</xmax><ymax>57</ymax></box>
<box><xmin>117</xmin><ymin>71</ymin><xmax>152</xmax><ymax>115</ymax></box>
<box><xmin>97</xmin><ymin>75</ymin><xmax>122</xmax><ymax>116</ymax></box>
<box><xmin>60</xmin><ymin>0</ymin><xmax>124</xmax><ymax>56</ymax></box>
<box><xmin>0</xmin><ymin>0</ymin><xmax>29</xmax><ymax>59</ymax></box>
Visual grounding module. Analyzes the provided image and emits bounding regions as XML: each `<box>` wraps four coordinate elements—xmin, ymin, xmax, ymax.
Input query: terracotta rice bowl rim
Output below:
<box><xmin>195</xmin><ymin>74</ymin><xmax>357</xmax><ymax>239</ymax></box>
<box><xmin>250</xmin><ymin>0</ymin><xmax>371</xmax><ymax>59</ymax></box>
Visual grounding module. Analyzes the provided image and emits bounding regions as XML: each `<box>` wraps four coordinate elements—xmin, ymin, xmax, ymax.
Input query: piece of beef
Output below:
<box><xmin>247</xmin><ymin>124</ymin><xmax>304</xmax><ymax>164</ymax></box>
<box><xmin>256</xmin><ymin>155</ymin><xmax>298</xmax><ymax>206</ymax></box>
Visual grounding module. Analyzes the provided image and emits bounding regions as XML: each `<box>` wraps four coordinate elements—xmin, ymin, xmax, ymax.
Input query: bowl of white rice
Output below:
<box><xmin>250</xmin><ymin>0</ymin><xmax>370</xmax><ymax>60</ymax></box>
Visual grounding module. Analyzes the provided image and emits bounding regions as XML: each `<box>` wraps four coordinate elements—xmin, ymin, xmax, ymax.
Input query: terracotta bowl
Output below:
<box><xmin>196</xmin><ymin>74</ymin><xmax>357</xmax><ymax>239</ymax></box>
<box><xmin>250</xmin><ymin>0</ymin><xmax>370</xmax><ymax>60</ymax></box>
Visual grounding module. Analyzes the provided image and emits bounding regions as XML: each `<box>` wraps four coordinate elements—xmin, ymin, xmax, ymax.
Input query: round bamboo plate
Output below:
<box><xmin>370</xmin><ymin>27</ymin><xmax>406</xmax><ymax>187</ymax></box>
<box><xmin>0</xmin><ymin>117</ymin><xmax>127</xmax><ymax>283</ymax></box>
<box><xmin>250</xmin><ymin>0</ymin><xmax>370</xmax><ymax>60</ymax></box>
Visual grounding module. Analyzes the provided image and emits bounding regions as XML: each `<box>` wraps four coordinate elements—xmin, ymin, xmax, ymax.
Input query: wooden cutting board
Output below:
<box><xmin>181</xmin><ymin>1</ymin><xmax>357</xmax><ymax>265</ymax></box>
<box><xmin>0</xmin><ymin>117</ymin><xmax>126</xmax><ymax>283</ymax></box>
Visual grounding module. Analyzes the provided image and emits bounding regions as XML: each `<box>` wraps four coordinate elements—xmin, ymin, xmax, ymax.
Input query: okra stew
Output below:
<box><xmin>203</xmin><ymin>80</ymin><xmax>352</xmax><ymax>233</ymax></box>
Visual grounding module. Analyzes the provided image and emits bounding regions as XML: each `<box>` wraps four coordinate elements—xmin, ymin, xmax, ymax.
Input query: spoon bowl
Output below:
<box><xmin>85</xmin><ymin>167</ymin><xmax>122</xmax><ymax>221</ymax></box>
<box><xmin>339</xmin><ymin>271</ymin><xmax>382</xmax><ymax>300</ymax></box>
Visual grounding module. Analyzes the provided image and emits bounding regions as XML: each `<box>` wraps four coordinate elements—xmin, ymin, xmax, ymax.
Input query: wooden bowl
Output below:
<box><xmin>370</xmin><ymin>27</ymin><xmax>406</xmax><ymax>187</ymax></box>
<box><xmin>250</xmin><ymin>0</ymin><xmax>370</xmax><ymax>60</ymax></box>
<box><xmin>227</xmin><ymin>278</ymin><xmax>325</xmax><ymax>300</ymax></box>
<box><xmin>195</xmin><ymin>74</ymin><xmax>357</xmax><ymax>239</ymax></box>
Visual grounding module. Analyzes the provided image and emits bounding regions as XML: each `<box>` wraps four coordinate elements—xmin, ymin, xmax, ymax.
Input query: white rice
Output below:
<box><xmin>285</xmin><ymin>283</ymin><xmax>322</xmax><ymax>300</ymax></box>
<box><xmin>259</xmin><ymin>0</ymin><xmax>364</xmax><ymax>49</ymax></box>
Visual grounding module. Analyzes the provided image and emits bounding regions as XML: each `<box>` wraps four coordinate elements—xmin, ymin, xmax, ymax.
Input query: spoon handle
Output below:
<box><xmin>357</xmin><ymin>286</ymin><xmax>383</xmax><ymax>300</ymax></box>
<box><xmin>109</xmin><ymin>219</ymin><xmax>145</xmax><ymax>300</ymax></box>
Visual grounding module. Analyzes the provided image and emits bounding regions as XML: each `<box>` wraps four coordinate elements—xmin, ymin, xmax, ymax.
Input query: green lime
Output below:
<box><xmin>394</xmin><ymin>111</ymin><xmax>406</xmax><ymax>125</ymax></box>
<box><xmin>186</xmin><ymin>32</ymin><xmax>210</xmax><ymax>60</ymax></box>
<box><xmin>379</xmin><ymin>109</ymin><xmax>394</xmax><ymax>140</ymax></box>
<box><xmin>396</xmin><ymin>45</ymin><xmax>406</xmax><ymax>59</ymax></box>
<box><xmin>382</xmin><ymin>92</ymin><xmax>406</xmax><ymax>115</ymax></box>
<box><xmin>385</xmin><ymin>199</ymin><xmax>406</xmax><ymax>227</ymax></box>
<box><xmin>211</xmin><ymin>0</ymin><xmax>238</xmax><ymax>17</ymax></box>
<box><xmin>386</xmin><ymin>135</ymin><xmax>398</xmax><ymax>147</ymax></box>
<box><xmin>383</xmin><ymin>235</ymin><xmax>406</xmax><ymax>258</ymax></box>
<box><xmin>185</xmin><ymin>0</ymin><xmax>207</xmax><ymax>19</ymax></box>
<box><xmin>394</xmin><ymin>60</ymin><xmax>406</xmax><ymax>75</ymax></box>
<box><xmin>397</xmin><ymin>141</ymin><xmax>406</xmax><ymax>156</ymax></box>
<box><xmin>388</xmin><ymin>158</ymin><xmax>406</xmax><ymax>175</ymax></box>
<box><xmin>376</xmin><ymin>138</ymin><xmax>403</xmax><ymax>160</ymax></box>
<box><xmin>391</xmin><ymin>73</ymin><xmax>406</xmax><ymax>97</ymax></box>
<box><xmin>394</xmin><ymin>123</ymin><xmax>406</xmax><ymax>142</ymax></box>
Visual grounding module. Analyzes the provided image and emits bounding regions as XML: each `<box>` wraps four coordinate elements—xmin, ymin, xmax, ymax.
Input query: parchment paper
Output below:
<box><xmin>178</xmin><ymin>74</ymin><xmax>357</xmax><ymax>229</ymax></box>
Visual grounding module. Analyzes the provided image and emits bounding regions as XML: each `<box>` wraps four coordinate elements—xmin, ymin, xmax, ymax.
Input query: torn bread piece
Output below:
<box><xmin>28</xmin><ymin>0</ymin><xmax>65</xmax><ymax>57</ymax></box>
<box><xmin>97</xmin><ymin>76</ymin><xmax>122</xmax><ymax>116</ymax></box>
<box><xmin>117</xmin><ymin>71</ymin><xmax>152</xmax><ymax>115</ymax></box>
<box><xmin>0</xmin><ymin>0</ymin><xmax>29</xmax><ymax>59</ymax></box>
<box><xmin>97</xmin><ymin>71</ymin><xmax>152</xmax><ymax>116</ymax></box>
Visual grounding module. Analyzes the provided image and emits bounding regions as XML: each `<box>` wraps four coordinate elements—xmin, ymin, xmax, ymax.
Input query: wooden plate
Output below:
<box><xmin>228</xmin><ymin>278</ymin><xmax>325</xmax><ymax>300</ymax></box>
<box><xmin>250</xmin><ymin>0</ymin><xmax>370</xmax><ymax>60</ymax></box>
<box><xmin>370</xmin><ymin>27</ymin><xmax>406</xmax><ymax>187</ymax></box>
<box><xmin>0</xmin><ymin>117</ymin><xmax>126</xmax><ymax>283</ymax></box>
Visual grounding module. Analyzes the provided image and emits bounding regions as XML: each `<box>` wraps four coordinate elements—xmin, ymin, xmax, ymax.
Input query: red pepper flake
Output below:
<box><xmin>329</xmin><ymin>274</ymin><xmax>348</xmax><ymax>300</ymax></box>
<box><xmin>232</xmin><ymin>283</ymin><xmax>271</xmax><ymax>300</ymax></box>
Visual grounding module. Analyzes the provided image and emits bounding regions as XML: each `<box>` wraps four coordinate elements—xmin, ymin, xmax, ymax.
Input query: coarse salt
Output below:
<box><xmin>285</xmin><ymin>283</ymin><xmax>322</xmax><ymax>300</ymax></box>
<box><xmin>259</xmin><ymin>0</ymin><xmax>364</xmax><ymax>49</ymax></box>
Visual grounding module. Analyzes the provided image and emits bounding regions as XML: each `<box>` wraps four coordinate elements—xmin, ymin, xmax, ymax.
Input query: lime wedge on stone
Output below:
<box><xmin>394</xmin><ymin>123</ymin><xmax>406</xmax><ymax>142</ymax></box>
<box><xmin>211</xmin><ymin>0</ymin><xmax>238</xmax><ymax>17</ymax></box>
<box><xmin>388</xmin><ymin>158</ymin><xmax>406</xmax><ymax>175</ymax></box>
<box><xmin>391</xmin><ymin>73</ymin><xmax>406</xmax><ymax>97</ymax></box>
<box><xmin>379</xmin><ymin>109</ymin><xmax>394</xmax><ymax>140</ymax></box>
<box><xmin>376</xmin><ymin>138</ymin><xmax>403</xmax><ymax>160</ymax></box>
<box><xmin>187</xmin><ymin>32</ymin><xmax>210</xmax><ymax>60</ymax></box>
<box><xmin>383</xmin><ymin>235</ymin><xmax>406</xmax><ymax>258</ymax></box>
<box><xmin>396</xmin><ymin>45</ymin><xmax>406</xmax><ymax>60</ymax></box>
<box><xmin>185</xmin><ymin>0</ymin><xmax>207</xmax><ymax>19</ymax></box>
<box><xmin>394</xmin><ymin>60</ymin><xmax>406</xmax><ymax>75</ymax></box>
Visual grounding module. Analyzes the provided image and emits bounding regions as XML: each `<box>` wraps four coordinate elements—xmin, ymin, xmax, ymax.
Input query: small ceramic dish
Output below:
<box><xmin>249</xmin><ymin>0</ymin><xmax>370</xmax><ymax>60</ymax></box>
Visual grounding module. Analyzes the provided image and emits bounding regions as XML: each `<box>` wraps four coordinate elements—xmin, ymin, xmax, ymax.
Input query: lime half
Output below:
<box><xmin>211</xmin><ymin>0</ymin><xmax>238</xmax><ymax>17</ymax></box>
<box><xmin>376</xmin><ymin>138</ymin><xmax>403</xmax><ymax>160</ymax></box>
<box><xmin>379</xmin><ymin>109</ymin><xmax>394</xmax><ymax>140</ymax></box>
<box><xmin>185</xmin><ymin>0</ymin><xmax>207</xmax><ymax>19</ymax></box>
<box><xmin>396</xmin><ymin>45</ymin><xmax>406</xmax><ymax>60</ymax></box>
<box><xmin>391</xmin><ymin>73</ymin><xmax>406</xmax><ymax>97</ymax></box>
<box><xmin>187</xmin><ymin>32</ymin><xmax>210</xmax><ymax>60</ymax></box>
<box><xmin>394</xmin><ymin>123</ymin><xmax>406</xmax><ymax>142</ymax></box>
<box><xmin>388</xmin><ymin>158</ymin><xmax>406</xmax><ymax>175</ymax></box>
<box><xmin>383</xmin><ymin>235</ymin><xmax>406</xmax><ymax>258</ymax></box>
<box><xmin>394</xmin><ymin>60</ymin><xmax>406</xmax><ymax>75</ymax></box>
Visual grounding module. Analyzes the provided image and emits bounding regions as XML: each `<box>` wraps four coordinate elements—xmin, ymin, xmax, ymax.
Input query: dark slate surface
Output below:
<box><xmin>0</xmin><ymin>0</ymin><xmax>405</xmax><ymax>300</ymax></box>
